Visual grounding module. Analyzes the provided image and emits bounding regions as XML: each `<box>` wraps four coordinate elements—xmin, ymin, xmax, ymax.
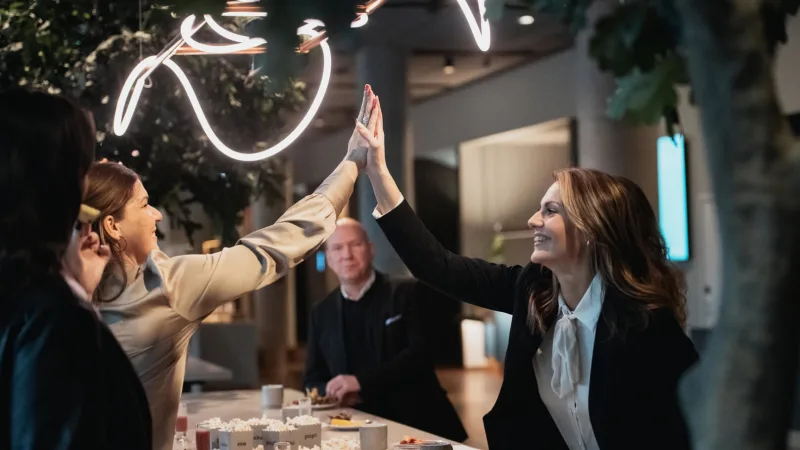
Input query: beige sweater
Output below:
<box><xmin>99</xmin><ymin>162</ymin><xmax>357</xmax><ymax>450</ymax></box>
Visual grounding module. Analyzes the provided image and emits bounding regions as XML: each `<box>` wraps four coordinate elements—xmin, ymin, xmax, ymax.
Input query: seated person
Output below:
<box><xmin>304</xmin><ymin>218</ymin><xmax>467</xmax><ymax>442</ymax></box>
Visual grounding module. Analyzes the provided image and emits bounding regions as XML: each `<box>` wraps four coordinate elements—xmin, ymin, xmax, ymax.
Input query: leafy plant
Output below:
<box><xmin>0</xmin><ymin>0</ymin><xmax>310</xmax><ymax>246</ymax></box>
<box><xmin>486</xmin><ymin>0</ymin><xmax>798</xmax><ymax>134</ymax></box>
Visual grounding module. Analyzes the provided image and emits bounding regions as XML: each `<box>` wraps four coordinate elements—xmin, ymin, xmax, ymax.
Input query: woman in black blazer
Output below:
<box><xmin>0</xmin><ymin>89</ymin><xmax>152</xmax><ymax>449</ymax></box>
<box><xmin>353</xmin><ymin>98</ymin><xmax>698</xmax><ymax>450</ymax></box>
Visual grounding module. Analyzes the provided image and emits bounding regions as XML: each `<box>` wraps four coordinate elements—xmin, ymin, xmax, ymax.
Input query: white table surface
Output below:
<box><xmin>180</xmin><ymin>389</ymin><xmax>478</xmax><ymax>450</ymax></box>
<box><xmin>185</xmin><ymin>356</ymin><xmax>234</xmax><ymax>383</ymax></box>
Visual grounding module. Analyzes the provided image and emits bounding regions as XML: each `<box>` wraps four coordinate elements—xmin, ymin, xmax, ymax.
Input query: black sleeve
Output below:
<box><xmin>376</xmin><ymin>200</ymin><xmax>527</xmax><ymax>315</ymax></box>
<box><xmin>356</xmin><ymin>281</ymin><xmax>430</xmax><ymax>398</ymax></box>
<box><xmin>303</xmin><ymin>307</ymin><xmax>332</xmax><ymax>394</ymax></box>
<box><xmin>643</xmin><ymin>309</ymin><xmax>700</xmax><ymax>450</ymax></box>
<box><xmin>11</xmin><ymin>304</ymin><xmax>102</xmax><ymax>450</ymax></box>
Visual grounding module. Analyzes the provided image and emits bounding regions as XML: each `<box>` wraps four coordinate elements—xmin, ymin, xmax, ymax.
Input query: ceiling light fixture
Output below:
<box><xmin>443</xmin><ymin>56</ymin><xmax>455</xmax><ymax>75</ymax></box>
<box><xmin>113</xmin><ymin>3</ymin><xmax>333</xmax><ymax>162</ymax></box>
<box><xmin>112</xmin><ymin>0</ymin><xmax>492</xmax><ymax>163</ymax></box>
<box><xmin>518</xmin><ymin>15</ymin><xmax>535</xmax><ymax>25</ymax></box>
<box><xmin>455</xmin><ymin>0</ymin><xmax>491</xmax><ymax>52</ymax></box>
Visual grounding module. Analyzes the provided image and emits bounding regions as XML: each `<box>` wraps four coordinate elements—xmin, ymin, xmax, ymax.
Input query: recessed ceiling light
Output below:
<box><xmin>443</xmin><ymin>55</ymin><xmax>455</xmax><ymax>75</ymax></box>
<box><xmin>518</xmin><ymin>15</ymin><xmax>535</xmax><ymax>26</ymax></box>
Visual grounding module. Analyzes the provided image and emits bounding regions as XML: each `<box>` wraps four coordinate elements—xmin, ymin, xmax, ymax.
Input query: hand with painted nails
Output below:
<box><xmin>344</xmin><ymin>84</ymin><xmax>379</xmax><ymax>170</ymax></box>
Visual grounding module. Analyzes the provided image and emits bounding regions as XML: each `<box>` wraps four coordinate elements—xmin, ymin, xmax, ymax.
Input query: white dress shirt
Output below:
<box><xmin>533</xmin><ymin>274</ymin><xmax>604</xmax><ymax>450</ymax></box>
<box><xmin>372</xmin><ymin>195</ymin><xmax>405</xmax><ymax>219</ymax></box>
<box><xmin>341</xmin><ymin>270</ymin><xmax>376</xmax><ymax>300</ymax></box>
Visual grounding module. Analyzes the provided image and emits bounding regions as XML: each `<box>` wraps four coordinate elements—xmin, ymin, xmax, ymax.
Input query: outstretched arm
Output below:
<box><xmin>161</xmin><ymin>86</ymin><xmax>379</xmax><ymax>321</ymax></box>
<box><xmin>358</xmin><ymin>98</ymin><xmax>527</xmax><ymax>315</ymax></box>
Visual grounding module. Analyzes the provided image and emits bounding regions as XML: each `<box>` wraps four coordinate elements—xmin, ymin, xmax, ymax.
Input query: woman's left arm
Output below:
<box><xmin>154</xmin><ymin>161</ymin><xmax>357</xmax><ymax>321</ymax></box>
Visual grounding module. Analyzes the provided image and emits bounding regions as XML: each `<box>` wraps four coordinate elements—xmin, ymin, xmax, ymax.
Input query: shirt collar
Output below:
<box><xmin>341</xmin><ymin>270</ymin><xmax>376</xmax><ymax>301</ymax></box>
<box><xmin>557</xmin><ymin>273</ymin><xmax>604</xmax><ymax>328</ymax></box>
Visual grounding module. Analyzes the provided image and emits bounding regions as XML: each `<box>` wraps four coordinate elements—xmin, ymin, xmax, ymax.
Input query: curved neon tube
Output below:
<box><xmin>455</xmin><ymin>0</ymin><xmax>491</xmax><ymax>52</ymax></box>
<box><xmin>351</xmin><ymin>13</ymin><xmax>369</xmax><ymax>28</ymax></box>
<box><xmin>204</xmin><ymin>15</ymin><xmax>250</xmax><ymax>43</ymax></box>
<box><xmin>181</xmin><ymin>15</ymin><xmax>265</xmax><ymax>54</ymax></box>
<box><xmin>114</xmin><ymin>20</ymin><xmax>332</xmax><ymax>163</ymax></box>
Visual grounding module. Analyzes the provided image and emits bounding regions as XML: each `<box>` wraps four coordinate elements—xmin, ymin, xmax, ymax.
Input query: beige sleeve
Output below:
<box><xmin>152</xmin><ymin>161</ymin><xmax>357</xmax><ymax>321</ymax></box>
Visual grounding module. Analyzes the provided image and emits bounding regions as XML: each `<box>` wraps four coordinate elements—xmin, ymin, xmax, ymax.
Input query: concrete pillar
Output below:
<box><xmin>355</xmin><ymin>45</ymin><xmax>413</xmax><ymax>276</ymax></box>
<box><xmin>251</xmin><ymin>158</ymin><xmax>295</xmax><ymax>382</ymax></box>
<box><xmin>575</xmin><ymin>0</ymin><xmax>661</xmax><ymax>209</ymax></box>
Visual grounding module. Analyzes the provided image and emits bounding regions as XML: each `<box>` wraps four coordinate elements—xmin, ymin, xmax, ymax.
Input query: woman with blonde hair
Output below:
<box><xmin>357</xmin><ymin>97</ymin><xmax>698</xmax><ymax>450</ymax></box>
<box><xmin>83</xmin><ymin>86</ymin><xmax>379</xmax><ymax>450</ymax></box>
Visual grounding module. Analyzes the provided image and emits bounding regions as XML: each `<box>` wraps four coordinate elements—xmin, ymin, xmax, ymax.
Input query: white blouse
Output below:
<box><xmin>532</xmin><ymin>274</ymin><xmax>604</xmax><ymax>450</ymax></box>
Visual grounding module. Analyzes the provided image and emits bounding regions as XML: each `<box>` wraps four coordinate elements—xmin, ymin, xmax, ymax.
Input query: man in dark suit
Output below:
<box><xmin>304</xmin><ymin>218</ymin><xmax>467</xmax><ymax>442</ymax></box>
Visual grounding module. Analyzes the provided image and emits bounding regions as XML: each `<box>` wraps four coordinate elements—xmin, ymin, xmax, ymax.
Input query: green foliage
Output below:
<box><xmin>0</xmin><ymin>0</ymin><xmax>309</xmax><ymax>246</ymax></box>
<box><xmin>485</xmin><ymin>0</ymin><xmax>798</xmax><ymax>132</ymax></box>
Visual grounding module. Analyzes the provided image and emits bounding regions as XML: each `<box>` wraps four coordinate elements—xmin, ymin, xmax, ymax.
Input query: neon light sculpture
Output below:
<box><xmin>112</xmin><ymin>0</ymin><xmax>490</xmax><ymax>162</ymax></box>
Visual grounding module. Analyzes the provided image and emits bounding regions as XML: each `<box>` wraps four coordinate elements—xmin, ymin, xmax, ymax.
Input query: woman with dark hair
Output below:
<box><xmin>0</xmin><ymin>89</ymin><xmax>152</xmax><ymax>449</ymax></box>
<box><xmin>355</xmin><ymin>98</ymin><xmax>698</xmax><ymax>450</ymax></box>
<box><xmin>83</xmin><ymin>86</ymin><xmax>378</xmax><ymax>450</ymax></box>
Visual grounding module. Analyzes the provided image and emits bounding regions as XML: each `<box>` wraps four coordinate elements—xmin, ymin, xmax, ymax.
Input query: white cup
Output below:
<box><xmin>360</xmin><ymin>423</ymin><xmax>388</xmax><ymax>450</ymax></box>
<box><xmin>261</xmin><ymin>384</ymin><xmax>283</xmax><ymax>409</ymax></box>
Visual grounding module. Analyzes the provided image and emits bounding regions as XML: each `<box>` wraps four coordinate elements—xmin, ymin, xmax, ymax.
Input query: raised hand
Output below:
<box><xmin>355</xmin><ymin>95</ymin><xmax>386</xmax><ymax>176</ymax></box>
<box><xmin>63</xmin><ymin>223</ymin><xmax>111</xmax><ymax>299</ymax></box>
<box><xmin>344</xmin><ymin>84</ymin><xmax>379</xmax><ymax>170</ymax></box>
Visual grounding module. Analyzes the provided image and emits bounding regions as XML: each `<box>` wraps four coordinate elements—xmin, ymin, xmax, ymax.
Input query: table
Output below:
<box><xmin>180</xmin><ymin>389</ymin><xmax>478</xmax><ymax>450</ymax></box>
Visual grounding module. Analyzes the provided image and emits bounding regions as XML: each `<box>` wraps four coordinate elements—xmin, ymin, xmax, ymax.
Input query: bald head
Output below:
<box><xmin>331</xmin><ymin>217</ymin><xmax>369</xmax><ymax>244</ymax></box>
<box><xmin>326</xmin><ymin>217</ymin><xmax>374</xmax><ymax>284</ymax></box>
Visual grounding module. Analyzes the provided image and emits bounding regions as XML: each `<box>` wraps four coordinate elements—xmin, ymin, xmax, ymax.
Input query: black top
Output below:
<box><xmin>304</xmin><ymin>272</ymin><xmax>467</xmax><ymax>442</ymax></box>
<box><xmin>376</xmin><ymin>201</ymin><xmax>699</xmax><ymax>450</ymax></box>
<box><xmin>341</xmin><ymin>292</ymin><xmax>379</xmax><ymax>375</ymax></box>
<box><xmin>0</xmin><ymin>273</ymin><xmax>152</xmax><ymax>450</ymax></box>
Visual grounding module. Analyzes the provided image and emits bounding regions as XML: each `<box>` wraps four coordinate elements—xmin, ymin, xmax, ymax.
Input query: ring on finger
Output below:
<box><xmin>360</xmin><ymin>114</ymin><xmax>370</xmax><ymax>126</ymax></box>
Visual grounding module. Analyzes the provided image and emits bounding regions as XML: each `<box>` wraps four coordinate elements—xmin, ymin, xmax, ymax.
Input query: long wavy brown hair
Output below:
<box><xmin>527</xmin><ymin>168</ymin><xmax>686</xmax><ymax>337</ymax></box>
<box><xmin>83</xmin><ymin>162</ymin><xmax>140</xmax><ymax>303</ymax></box>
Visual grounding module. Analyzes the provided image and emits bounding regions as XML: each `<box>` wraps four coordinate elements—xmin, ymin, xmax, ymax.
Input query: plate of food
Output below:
<box><xmin>395</xmin><ymin>437</ymin><xmax>453</xmax><ymax>449</ymax></box>
<box><xmin>324</xmin><ymin>412</ymin><xmax>365</xmax><ymax>431</ymax></box>
<box><xmin>290</xmin><ymin>387</ymin><xmax>339</xmax><ymax>410</ymax></box>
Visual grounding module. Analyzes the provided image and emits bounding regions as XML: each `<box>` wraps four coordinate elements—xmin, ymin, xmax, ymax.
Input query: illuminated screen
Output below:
<box><xmin>316</xmin><ymin>251</ymin><xmax>326</xmax><ymax>272</ymax></box>
<box><xmin>657</xmin><ymin>134</ymin><xmax>690</xmax><ymax>261</ymax></box>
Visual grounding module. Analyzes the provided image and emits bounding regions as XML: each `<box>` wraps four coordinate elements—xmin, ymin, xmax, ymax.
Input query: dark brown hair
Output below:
<box><xmin>528</xmin><ymin>168</ymin><xmax>686</xmax><ymax>336</ymax></box>
<box><xmin>0</xmin><ymin>88</ymin><xmax>95</xmax><ymax>289</ymax></box>
<box><xmin>83</xmin><ymin>162</ymin><xmax>140</xmax><ymax>302</ymax></box>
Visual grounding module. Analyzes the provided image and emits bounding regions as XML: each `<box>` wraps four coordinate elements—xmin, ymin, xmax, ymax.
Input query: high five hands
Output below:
<box><xmin>345</xmin><ymin>84</ymin><xmax>386</xmax><ymax>176</ymax></box>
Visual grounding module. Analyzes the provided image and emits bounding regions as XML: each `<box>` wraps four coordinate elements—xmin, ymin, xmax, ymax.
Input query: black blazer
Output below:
<box><xmin>304</xmin><ymin>272</ymin><xmax>467</xmax><ymax>442</ymax></box>
<box><xmin>0</xmin><ymin>273</ymin><xmax>152</xmax><ymax>450</ymax></box>
<box><xmin>377</xmin><ymin>201</ymin><xmax>699</xmax><ymax>450</ymax></box>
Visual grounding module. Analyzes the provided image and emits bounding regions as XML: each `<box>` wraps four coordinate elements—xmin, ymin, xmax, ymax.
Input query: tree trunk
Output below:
<box><xmin>674</xmin><ymin>0</ymin><xmax>800</xmax><ymax>449</ymax></box>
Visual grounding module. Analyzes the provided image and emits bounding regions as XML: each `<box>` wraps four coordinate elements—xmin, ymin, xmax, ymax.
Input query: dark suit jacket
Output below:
<box><xmin>0</xmin><ymin>273</ymin><xmax>152</xmax><ymax>450</ymax></box>
<box><xmin>377</xmin><ymin>201</ymin><xmax>699</xmax><ymax>450</ymax></box>
<box><xmin>304</xmin><ymin>272</ymin><xmax>467</xmax><ymax>442</ymax></box>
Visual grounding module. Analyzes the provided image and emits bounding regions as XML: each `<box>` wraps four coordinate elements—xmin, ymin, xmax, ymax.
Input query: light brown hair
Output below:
<box><xmin>528</xmin><ymin>168</ymin><xmax>686</xmax><ymax>336</ymax></box>
<box><xmin>83</xmin><ymin>162</ymin><xmax>140</xmax><ymax>302</ymax></box>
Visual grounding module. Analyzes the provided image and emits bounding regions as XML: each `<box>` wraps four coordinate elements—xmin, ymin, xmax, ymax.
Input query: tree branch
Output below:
<box><xmin>674</xmin><ymin>0</ymin><xmax>800</xmax><ymax>449</ymax></box>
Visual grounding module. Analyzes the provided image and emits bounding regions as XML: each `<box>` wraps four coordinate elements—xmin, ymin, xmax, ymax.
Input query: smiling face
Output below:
<box><xmin>527</xmin><ymin>182</ymin><xmax>586</xmax><ymax>273</ymax></box>
<box><xmin>105</xmin><ymin>179</ymin><xmax>163</xmax><ymax>265</ymax></box>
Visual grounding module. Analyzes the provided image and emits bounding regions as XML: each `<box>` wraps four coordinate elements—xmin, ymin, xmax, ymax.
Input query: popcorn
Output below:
<box><xmin>287</xmin><ymin>415</ymin><xmax>321</xmax><ymax>426</ymax></box>
<box><xmin>300</xmin><ymin>447</ymin><xmax>321</xmax><ymax>450</ymax></box>
<box><xmin>202</xmin><ymin>417</ymin><xmax>225</xmax><ymax>429</ymax></box>
<box><xmin>264</xmin><ymin>422</ymin><xmax>297</xmax><ymax>432</ymax></box>
<box><xmin>220</xmin><ymin>422</ymin><xmax>252</xmax><ymax>432</ymax></box>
